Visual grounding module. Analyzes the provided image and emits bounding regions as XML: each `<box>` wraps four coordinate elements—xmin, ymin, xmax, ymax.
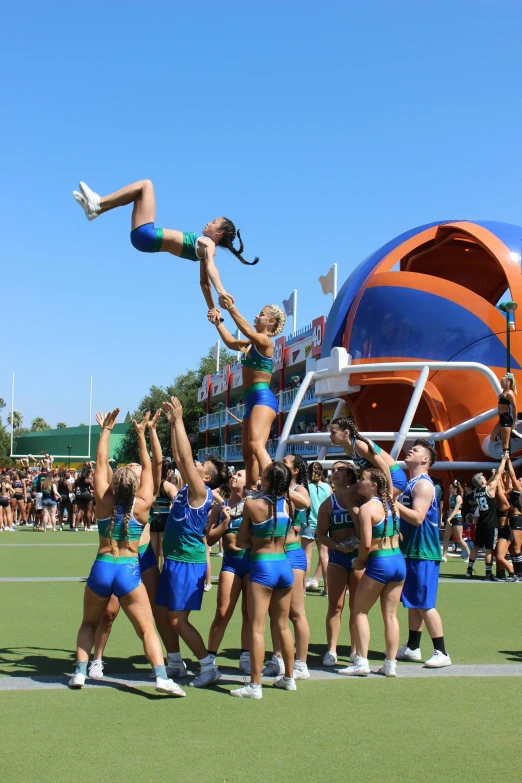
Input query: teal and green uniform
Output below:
<box><xmin>180</xmin><ymin>232</ymin><xmax>204</xmax><ymax>261</ymax></box>
<box><xmin>286</xmin><ymin>484</ymin><xmax>308</xmax><ymax>571</ymax></box>
<box><xmin>364</xmin><ymin>497</ymin><xmax>406</xmax><ymax>584</ymax></box>
<box><xmin>242</xmin><ymin>345</ymin><xmax>278</xmax><ymax>419</ymax></box>
<box><xmin>221</xmin><ymin>500</ymin><xmax>250</xmax><ymax>578</ymax></box>
<box><xmin>87</xmin><ymin>500</ymin><xmax>144</xmax><ymax>598</ymax></box>
<box><xmin>351</xmin><ymin>439</ymin><xmax>408</xmax><ymax>493</ymax></box>
<box><xmin>328</xmin><ymin>492</ymin><xmax>358</xmax><ymax>571</ymax></box>
<box><xmin>249</xmin><ymin>496</ymin><xmax>294</xmax><ymax>589</ymax></box>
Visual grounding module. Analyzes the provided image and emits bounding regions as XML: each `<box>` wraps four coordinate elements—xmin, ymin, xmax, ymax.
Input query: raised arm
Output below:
<box><xmin>206</xmin><ymin>503</ymin><xmax>230</xmax><ymax>546</ymax></box>
<box><xmin>162</xmin><ymin>397</ymin><xmax>207</xmax><ymax>506</ymax></box>
<box><xmin>289</xmin><ymin>484</ymin><xmax>311</xmax><ymax>511</ymax></box>
<box><xmin>201</xmin><ymin>241</ymin><xmax>230</xmax><ymax>301</ymax></box>
<box><xmin>218</xmin><ymin>294</ymin><xmax>272</xmax><ymax>353</ymax></box>
<box><xmin>487</xmin><ymin>454</ymin><xmax>508</xmax><ymax>494</ymax></box>
<box><xmin>236</xmin><ymin>500</ymin><xmax>253</xmax><ymax>550</ymax></box>
<box><xmin>147</xmin><ymin>409</ymin><xmax>163</xmax><ymax>497</ymax></box>
<box><xmin>353</xmin><ymin>439</ymin><xmax>393</xmax><ymax>496</ymax></box>
<box><xmin>506</xmin><ymin>457</ymin><xmax>522</xmax><ymax>492</ymax></box>
<box><xmin>95</xmin><ymin>411</ymin><xmax>114</xmax><ymax>484</ymax></box>
<box><xmin>133</xmin><ymin>413</ymin><xmax>154</xmax><ymax>507</ymax></box>
<box><xmin>93</xmin><ymin>409</ymin><xmax>120</xmax><ymax>503</ymax></box>
<box><xmin>211</xmin><ymin>315</ymin><xmax>250</xmax><ymax>352</ymax></box>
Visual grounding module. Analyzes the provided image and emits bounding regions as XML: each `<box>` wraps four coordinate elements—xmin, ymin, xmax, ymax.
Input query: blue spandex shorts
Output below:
<box><xmin>401</xmin><ymin>558</ymin><xmax>440</xmax><ymax>609</ymax></box>
<box><xmin>221</xmin><ymin>552</ymin><xmax>251</xmax><ymax>578</ymax></box>
<box><xmin>390</xmin><ymin>465</ymin><xmax>408</xmax><ymax>493</ymax></box>
<box><xmin>130</xmin><ymin>223</ymin><xmax>164</xmax><ymax>253</ymax></box>
<box><xmin>87</xmin><ymin>554</ymin><xmax>142</xmax><ymax>599</ymax></box>
<box><xmin>285</xmin><ymin>544</ymin><xmax>307</xmax><ymax>571</ymax></box>
<box><xmin>328</xmin><ymin>549</ymin><xmax>355</xmax><ymax>571</ymax></box>
<box><xmin>249</xmin><ymin>554</ymin><xmax>294</xmax><ymax>589</ymax></box>
<box><xmin>156</xmin><ymin>559</ymin><xmax>206</xmax><ymax>612</ymax></box>
<box><xmin>243</xmin><ymin>383</ymin><xmax>278</xmax><ymax>420</ymax></box>
<box><xmin>138</xmin><ymin>542</ymin><xmax>158</xmax><ymax>574</ymax></box>
<box><xmin>365</xmin><ymin>550</ymin><xmax>406</xmax><ymax>584</ymax></box>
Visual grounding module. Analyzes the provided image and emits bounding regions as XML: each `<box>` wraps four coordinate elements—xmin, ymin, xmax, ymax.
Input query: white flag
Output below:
<box><xmin>211</xmin><ymin>341</ymin><xmax>219</xmax><ymax>360</ymax></box>
<box><xmin>319</xmin><ymin>265</ymin><xmax>335</xmax><ymax>295</ymax></box>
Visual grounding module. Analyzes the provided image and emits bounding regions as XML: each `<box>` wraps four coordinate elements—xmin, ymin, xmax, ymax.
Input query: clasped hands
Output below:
<box><xmin>207</xmin><ymin>293</ymin><xmax>235</xmax><ymax>324</ymax></box>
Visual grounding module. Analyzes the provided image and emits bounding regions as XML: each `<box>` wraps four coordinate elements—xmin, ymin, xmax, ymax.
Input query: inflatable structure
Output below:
<box><xmin>277</xmin><ymin>220</ymin><xmax>522</xmax><ymax>470</ymax></box>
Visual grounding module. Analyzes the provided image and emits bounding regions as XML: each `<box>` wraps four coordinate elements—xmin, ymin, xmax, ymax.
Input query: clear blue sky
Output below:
<box><xmin>2</xmin><ymin>0</ymin><xmax>522</xmax><ymax>430</ymax></box>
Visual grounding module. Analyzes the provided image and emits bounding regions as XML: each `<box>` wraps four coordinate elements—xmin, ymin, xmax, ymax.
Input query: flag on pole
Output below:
<box><xmin>282</xmin><ymin>293</ymin><xmax>295</xmax><ymax>317</ymax></box>
<box><xmin>319</xmin><ymin>264</ymin><xmax>337</xmax><ymax>296</ymax></box>
<box><xmin>212</xmin><ymin>340</ymin><xmax>221</xmax><ymax>372</ymax></box>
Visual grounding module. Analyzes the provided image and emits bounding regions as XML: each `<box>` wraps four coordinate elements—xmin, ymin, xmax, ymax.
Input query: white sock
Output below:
<box><xmin>250</xmin><ymin>682</ymin><xmax>261</xmax><ymax>690</ymax></box>
<box><xmin>356</xmin><ymin>657</ymin><xmax>369</xmax><ymax>667</ymax></box>
<box><xmin>294</xmin><ymin>660</ymin><xmax>306</xmax><ymax>668</ymax></box>
<box><xmin>199</xmin><ymin>654</ymin><xmax>215</xmax><ymax>667</ymax></box>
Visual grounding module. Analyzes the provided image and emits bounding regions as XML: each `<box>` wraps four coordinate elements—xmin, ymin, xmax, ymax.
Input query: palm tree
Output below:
<box><xmin>31</xmin><ymin>417</ymin><xmax>51</xmax><ymax>432</ymax></box>
<box><xmin>7</xmin><ymin>411</ymin><xmax>23</xmax><ymax>429</ymax></box>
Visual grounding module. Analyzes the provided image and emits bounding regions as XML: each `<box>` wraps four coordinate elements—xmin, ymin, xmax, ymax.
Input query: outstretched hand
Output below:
<box><xmin>133</xmin><ymin>411</ymin><xmax>151</xmax><ymax>435</ymax></box>
<box><xmin>147</xmin><ymin>409</ymin><xmax>162</xmax><ymax>430</ymax></box>
<box><xmin>218</xmin><ymin>293</ymin><xmax>235</xmax><ymax>309</ymax></box>
<box><xmin>96</xmin><ymin>409</ymin><xmax>120</xmax><ymax>431</ymax></box>
<box><xmin>207</xmin><ymin>307</ymin><xmax>222</xmax><ymax>324</ymax></box>
<box><xmin>162</xmin><ymin>397</ymin><xmax>184</xmax><ymax>424</ymax></box>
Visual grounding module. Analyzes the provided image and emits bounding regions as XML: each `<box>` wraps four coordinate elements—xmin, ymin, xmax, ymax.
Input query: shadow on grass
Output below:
<box><xmin>0</xmin><ymin>647</ymin><xmax>151</xmax><ymax>677</ymax></box>
<box><xmin>498</xmin><ymin>650</ymin><xmax>522</xmax><ymax>662</ymax></box>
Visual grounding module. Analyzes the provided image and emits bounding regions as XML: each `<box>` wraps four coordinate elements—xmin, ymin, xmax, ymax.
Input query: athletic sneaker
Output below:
<box><xmin>485</xmin><ymin>573</ymin><xmax>498</xmax><ymax>582</ymax></box>
<box><xmin>262</xmin><ymin>655</ymin><xmax>285</xmax><ymax>677</ymax></box>
<box><xmin>273</xmin><ymin>675</ymin><xmax>297</xmax><ymax>690</ymax></box>
<box><xmin>88</xmin><ymin>660</ymin><xmax>104</xmax><ymax>680</ymax></box>
<box><xmin>293</xmin><ymin>661</ymin><xmax>310</xmax><ymax>680</ymax></box>
<box><xmin>322</xmin><ymin>651</ymin><xmax>337</xmax><ymax>666</ymax></box>
<box><xmin>424</xmin><ymin>650</ymin><xmax>452</xmax><ymax>668</ymax></box>
<box><xmin>78</xmin><ymin>181</ymin><xmax>101</xmax><ymax>219</ymax></box>
<box><xmin>396</xmin><ymin>644</ymin><xmax>422</xmax><ymax>662</ymax></box>
<box><xmin>377</xmin><ymin>659</ymin><xmax>397</xmax><ymax>677</ymax></box>
<box><xmin>155</xmin><ymin>678</ymin><xmax>186</xmax><ymax>697</ymax></box>
<box><xmin>68</xmin><ymin>673</ymin><xmax>86</xmax><ymax>688</ymax></box>
<box><xmin>441</xmin><ymin>556</ymin><xmax>447</xmax><ymax>562</ymax></box>
<box><xmin>189</xmin><ymin>665</ymin><xmax>221</xmax><ymax>688</ymax></box>
<box><xmin>306</xmin><ymin>579</ymin><xmax>319</xmax><ymax>589</ymax></box>
<box><xmin>239</xmin><ymin>653</ymin><xmax>251</xmax><ymax>675</ymax></box>
<box><xmin>320</xmin><ymin>589</ymin><xmax>328</xmax><ymax>597</ymax></box>
<box><xmin>204</xmin><ymin>583</ymin><xmax>212</xmax><ymax>592</ymax></box>
<box><xmin>338</xmin><ymin>659</ymin><xmax>370</xmax><ymax>677</ymax></box>
<box><xmin>230</xmin><ymin>683</ymin><xmax>262</xmax><ymax>699</ymax></box>
<box><xmin>166</xmin><ymin>660</ymin><xmax>188</xmax><ymax>678</ymax></box>
<box><xmin>498</xmin><ymin>574</ymin><xmax>518</xmax><ymax>583</ymax></box>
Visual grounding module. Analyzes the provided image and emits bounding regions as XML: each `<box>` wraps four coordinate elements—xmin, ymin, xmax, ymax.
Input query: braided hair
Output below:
<box><xmin>331</xmin><ymin>417</ymin><xmax>376</xmax><ymax>457</ymax></box>
<box><xmin>265</xmin><ymin>461</ymin><xmax>293</xmax><ymax>538</ymax></box>
<box><xmin>107</xmin><ymin>467</ymin><xmax>139</xmax><ymax>558</ymax></box>
<box><xmin>265</xmin><ymin>305</ymin><xmax>286</xmax><ymax>336</ymax></box>
<box><xmin>363</xmin><ymin>467</ymin><xmax>399</xmax><ymax>546</ymax></box>
<box><xmin>218</xmin><ymin>218</ymin><xmax>259</xmax><ymax>266</ymax></box>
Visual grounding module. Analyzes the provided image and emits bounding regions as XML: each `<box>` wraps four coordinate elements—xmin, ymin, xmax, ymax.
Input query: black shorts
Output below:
<box><xmin>497</xmin><ymin>525</ymin><xmax>514</xmax><ymax>543</ymax></box>
<box><xmin>0</xmin><ymin>497</ymin><xmax>9</xmax><ymax>508</ymax></box>
<box><xmin>13</xmin><ymin>493</ymin><xmax>24</xmax><ymax>501</ymax></box>
<box><xmin>474</xmin><ymin>524</ymin><xmax>498</xmax><ymax>550</ymax></box>
<box><xmin>149</xmin><ymin>511</ymin><xmax>168</xmax><ymax>534</ymax></box>
<box><xmin>75</xmin><ymin>495</ymin><xmax>92</xmax><ymax>508</ymax></box>
<box><xmin>499</xmin><ymin>413</ymin><xmax>514</xmax><ymax>428</ymax></box>
<box><xmin>451</xmin><ymin>517</ymin><xmax>463</xmax><ymax>526</ymax></box>
<box><xmin>509</xmin><ymin>516</ymin><xmax>522</xmax><ymax>531</ymax></box>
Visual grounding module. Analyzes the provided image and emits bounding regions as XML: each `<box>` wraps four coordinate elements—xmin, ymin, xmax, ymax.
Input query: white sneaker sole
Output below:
<box><xmin>424</xmin><ymin>660</ymin><xmax>452</xmax><ymax>669</ymax></box>
<box><xmin>155</xmin><ymin>684</ymin><xmax>186</xmax><ymax>697</ymax></box>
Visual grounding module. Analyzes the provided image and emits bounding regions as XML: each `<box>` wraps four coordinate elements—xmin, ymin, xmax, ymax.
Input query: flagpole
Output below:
<box><xmin>216</xmin><ymin>340</ymin><xmax>220</xmax><ymax>373</ymax></box>
<box><xmin>333</xmin><ymin>263</ymin><xmax>338</xmax><ymax>300</ymax></box>
<box><xmin>293</xmin><ymin>289</ymin><xmax>297</xmax><ymax>335</ymax></box>
<box><xmin>235</xmin><ymin>328</ymin><xmax>241</xmax><ymax>363</ymax></box>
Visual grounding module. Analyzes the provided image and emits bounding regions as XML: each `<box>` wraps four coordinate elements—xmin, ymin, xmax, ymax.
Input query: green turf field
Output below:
<box><xmin>1</xmin><ymin>529</ymin><xmax>521</xmax><ymax>783</ymax></box>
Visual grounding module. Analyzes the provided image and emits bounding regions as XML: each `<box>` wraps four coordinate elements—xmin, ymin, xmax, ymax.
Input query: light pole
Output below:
<box><xmin>498</xmin><ymin>300</ymin><xmax>518</xmax><ymax>373</ymax></box>
<box><xmin>218</xmin><ymin>402</ymin><xmax>224</xmax><ymax>456</ymax></box>
<box><xmin>67</xmin><ymin>445</ymin><xmax>72</xmax><ymax>470</ymax></box>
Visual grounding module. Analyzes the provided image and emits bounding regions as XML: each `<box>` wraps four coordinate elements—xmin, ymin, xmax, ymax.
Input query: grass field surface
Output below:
<box><xmin>1</xmin><ymin>529</ymin><xmax>521</xmax><ymax>783</ymax></box>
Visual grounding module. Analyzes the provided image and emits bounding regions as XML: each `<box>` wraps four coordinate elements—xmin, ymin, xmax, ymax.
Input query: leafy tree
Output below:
<box><xmin>31</xmin><ymin>417</ymin><xmax>51</xmax><ymax>432</ymax></box>
<box><xmin>0</xmin><ymin>397</ymin><xmax>11</xmax><ymax>465</ymax></box>
<box><xmin>114</xmin><ymin>346</ymin><xmax>235</xmax><ymax>464</ymax></box>
<box><xmin>56</xmin><ymin>422</ymin><xmax>67</xmax><ymax>429</ymax></box>
<box><xmin>0</xmin><ymin>398</ymin><xmax>5</xmax><ymax>409</ymax></box>
<box><xmin>7</xmin><ymin>411</ymin><xmax>23</xmax><ymax>429</ymax></box>
<box><xmin>79</xmin><ymin>423</ymin><xmax>87</xmax><ymax>427</ymax></box>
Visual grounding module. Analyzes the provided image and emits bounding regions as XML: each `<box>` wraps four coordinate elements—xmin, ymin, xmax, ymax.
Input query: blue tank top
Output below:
<box><xmin>242</xmin><ymin>344</ymin><xmax>273</xmax><ymax>374</ymax></box>
<box><xmin>400</xmin><ymin>474</ymin><xmax>441</xmax><ymax>561</ymax></box>
<box><xmin>250</xmin><ymin>496</ymin><xmax>291</xmax><ymax>538</ymax></box>
<box><xmin>351</xmin><ymin>439</ymin><xmax>382</xmax><ymax>469</ymax></box>
<box><xmin>329</xmin><ymin>493</ymin><xmax>356</xmax><ymax>532</ymax></box>
<box><xmin>367</xmin><ymin>498</ymin><xmax>396</xmax><ymax>539</ymax></box>
<box><xmin>98</xmin><ymin>500</ymin><xmax>144</xmax><ymax>541</ymax></box>
<box><xmin>223</xmin><ymin>500</ymin><xmax>245</xmax><ymax>534</ymax></box>
<box><xmin>162</xmin><ymin>484</ymin><xmax>213</xmax><ymax>564</ymax></box>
